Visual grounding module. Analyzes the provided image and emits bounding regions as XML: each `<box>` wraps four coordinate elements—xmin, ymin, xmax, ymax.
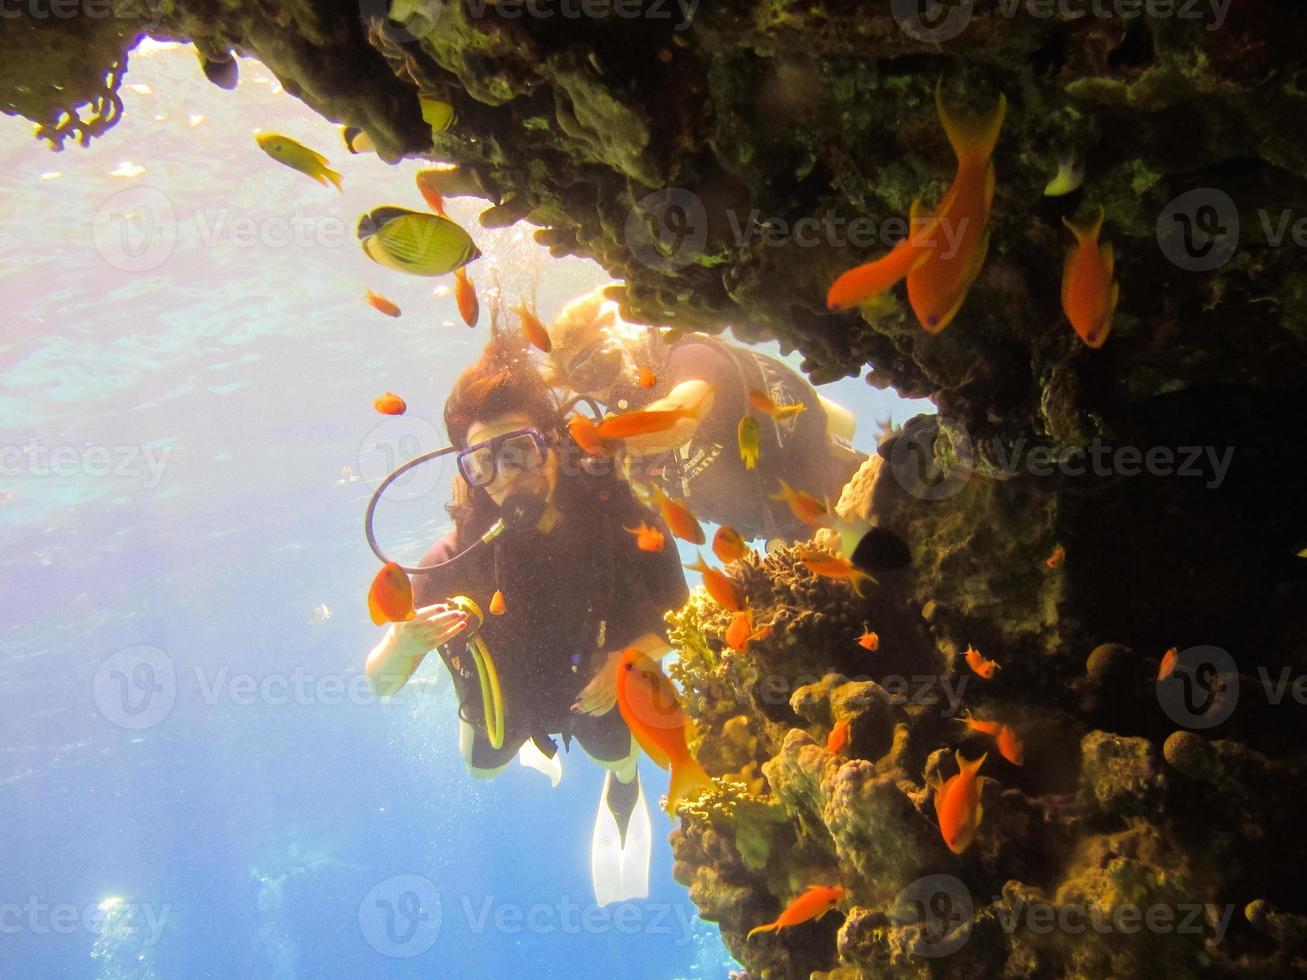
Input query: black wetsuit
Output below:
<box><xmin>411</xmin><ymin>468</ymin><xmax>688</xmax><ymax>770</ymax></box>
<box><xmin>607</xmin><ymin>334</ymin><xmax>864</xmax><ymax>541</ymax></box>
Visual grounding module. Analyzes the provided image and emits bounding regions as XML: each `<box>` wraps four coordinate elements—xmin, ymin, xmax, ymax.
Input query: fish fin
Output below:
<box><xmin>667</xmin><ymin>756</ymin><xmax>712</xmax><ymax>814</ymax></box>
<box><xmin>935</xmin><ymin>79</ymin><xmax>1007</xmax><ymax>168</ymax></box>
<box><xmin>1108</xmin><ymin>280</ymin><xmax>1120</xmax><ymax>317</ymax></box>
<box><xmin>958</xmin><ymin>751</ymin><xmax>988</xmax><ymax>777</ymax></box>
<box><xmin>984</xmin><ymin>159</ymin><xmax>996</xmax><ymax>211</ymax></box>
<box><xmin>1101</xmin><ymin>241</ymin><xmax>1115</xmax><ymax>277</ymax></box>
<box><xmin>746</xmin><ymin>922</ymin><xmax>779</xmax><ymax>940</ymax></box>
<box><xmin>1061</xmin><ymin>207</ymin><xmax>1103</xmax><ymax>245</ymax></box>
<box><xmin>322</xmin><ymin>166</ymin><xmax>343</xmax><ymax>192</ymax></box>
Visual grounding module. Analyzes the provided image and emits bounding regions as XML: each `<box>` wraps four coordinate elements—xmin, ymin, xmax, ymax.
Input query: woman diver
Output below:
<box><xmin>364</xmin><ymin>328</ymin><xmax>688</xmax><ymax>906</ymax></box>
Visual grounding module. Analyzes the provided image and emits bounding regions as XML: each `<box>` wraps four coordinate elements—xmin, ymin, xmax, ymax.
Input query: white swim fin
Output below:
<box><xmin>591</xmin><ymin>770</ymin><xmax>651</xmax><ymax>906</ymax></box>
<box><xmin>518</xmin><ymin>739</ymin><xmax>562</xmax><ymax>787</ymax></box>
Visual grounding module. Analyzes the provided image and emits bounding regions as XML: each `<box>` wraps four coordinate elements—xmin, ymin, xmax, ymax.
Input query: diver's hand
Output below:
<box><xmin>572</xmin><ymin>648</ymin><xmax>622</xmax><ymax>716</ymax></box>
<box><xmin>392</xmin><ymin>603</ymin><xmax>470</xmax><ymax>660</ymax></box>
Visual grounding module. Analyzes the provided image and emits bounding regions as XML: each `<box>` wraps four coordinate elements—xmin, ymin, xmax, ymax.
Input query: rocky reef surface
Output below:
<box><xmin>6</xmin><ymin>2</ymin><xmax>1307</xmax><ymax>976</ymax></box>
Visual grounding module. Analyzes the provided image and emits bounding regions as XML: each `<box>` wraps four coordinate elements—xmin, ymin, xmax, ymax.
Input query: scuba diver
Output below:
<box><xmin>544</xmin><ymin>284</ymin><xmax>869</xmax><ymax>545</ymax></box>
<box><xmin>364</xmin><ymin>330</ymin><xmax>688</xmax><ymax>907</ymax></box>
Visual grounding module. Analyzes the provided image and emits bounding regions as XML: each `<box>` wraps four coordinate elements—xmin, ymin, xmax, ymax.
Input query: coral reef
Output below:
<box><xmin>7</xmin><ymin>3</ymin><xmax>1307</xmax><ymax>976</ymax></box>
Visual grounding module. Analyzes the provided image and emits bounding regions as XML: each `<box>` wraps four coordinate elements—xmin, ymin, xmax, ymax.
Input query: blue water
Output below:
<box><xmin>0</xmin><ymin>42</ymin><xmax>930</xmax><ymax>978</ymax></box>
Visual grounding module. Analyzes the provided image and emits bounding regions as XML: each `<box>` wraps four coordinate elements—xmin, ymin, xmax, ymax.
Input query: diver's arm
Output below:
<box><xmin>365</xmin><ymin>603</ymin><xmax>469</xmax><ymax>698</ymax></box>
<box><xmin>615</xmin><ymin>380</ymin><xmax>715</xmax><ymax>456</ymax></box>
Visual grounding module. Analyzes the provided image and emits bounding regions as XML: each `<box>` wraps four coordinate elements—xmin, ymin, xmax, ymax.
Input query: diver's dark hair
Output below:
<box><xmin>444</xmin><ymin>314</ymin><xmax>563</xmax><ymax>450</ymax></box>
<box><xmin>443</xmin><ymin>306</ymin><xmax>564</xmax><ymax>531</ymax></box>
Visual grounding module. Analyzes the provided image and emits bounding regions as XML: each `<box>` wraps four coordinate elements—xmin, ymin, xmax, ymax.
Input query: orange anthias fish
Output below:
<box><xmin>489</xmin><ymin>589</ymin><xmax>506</xmax><ymax>616</ymax></box>
<box><xmin>517</xmin><ymin>301</ymin><xmax>551</xmax><ymax>353</ymax></box>
<box><xmin>906</xmin><ymin>82</ymin><xmax>1007</xmax><ymax>333</ymax></box>
<box><xmin>930</xmin><ymin>752</ymin><xmax>990</xmax><ymax>854</ymax></box>
<box><xmin>596</xmin><ymin>407</ymin><xmax>697</xmax><ymax>441</ymax></box>
<box><xmin>625</xmin><ymin>522</ymin><xmax>666</xmax><ymax>552</ymax></box>
<box><xmin>366</xmin><ymin>290</ymin><xmax>401</xmax><ymax>318</ymax></box>
<box><xmin>956</xmin><ymin>710</ymin><xmax>1023</xmax><ymax>765</ymax></box>
<box><xmin>724</xmin><ymin>609</ymin><xmax>771</xmax><ymax>653</ymax></box>
<box><xmin>568</xmin><ymin>415</ymin><xmax>610</xmax><ymax>456</ymax></box>
<box><xmin>826</xmin><ymin>719</ymin><xmax>850</xmax><ymax>754</ymax></box>
<box><xmin>685</xmin><ymin>552</ymin><xmax>744</xmax><ymax>612</ymax></box>
<box><xmin>368</xmin><ymin>561</ymin><xmax>415</xmax><ymax>625</ymax></box>
<box><xmin>770</xmin><ymin>479</ymin><xmax>832</xmax><ymax>528</ymax></box>
<box><xmin>1158</xmin><ymin>646</ymin><xmax>1178</xmax><ymax>681</ymax></box>
<box><xmin>648</xmin><ymin>486</ymin><xmax>705</xmax><ymax>545</ymax></box>
<box><xmin>712</xmin><ymin>525</ymin><xmax>749</xmax><ymax>564</ymax></box>
<box><xmin>615</xmin><ymin>647</ymin><xmax>712</xmax><ymax>813</ymax></box>
<box><xmin>796</xmin><ymin>548</ymin><xmax>877</xmax><ymax>597</ymax></box>
<box><xmin>635</xmin><ymin>367</ymin><xmax>657</xmax><ymax>389</ymax></box>
<box><xmin>856</xmin><ymin>628</ymin><xmax>880</xmax><ymax>652</ymax></box>
<box><xmin>1062</xmin><ymin>205</ymin><xmax>1119</xmax><ymax>348</ymax></box>
<box><xmin>746</xmin><ymin>885</ymin><xmax>846</xmax><ymax>940</ymax></box>
<box><xmin>415</xmin><ymin>169</ymin><xmax>449</xmax><ymax>215</ymax></box>
<box><xmin>374</xmin><ymin>392</ymin><xmax>407</xmax><ymax>415</ymax></box>
<box><xmin>454</xmin><ymin>267</ymin><xmax>478</xmax><ymax>327</ymax></box>
<box><xmin>964</xmin><ymin>645</ymin><xmax>1000</xmax><ymax>679</ymax></box>
<box><xmin>1045</xmin><ymin>545</ymin><xmax>1065</xmax><ymax>569</ymax></box>
<box><xmin>826</xmin><ymin>82</ymin><xmax>1005</xmax><ymax>323</ymax></box>
<box><xmin>747</xmin><ymin>389</ymin><xmax>806</xmax><ymax>421</ymax></box>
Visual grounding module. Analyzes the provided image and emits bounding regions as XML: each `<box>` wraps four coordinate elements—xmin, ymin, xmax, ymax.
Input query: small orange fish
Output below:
<box><xmin>684</xmin><ymin>552</ymin><xmax>744</xmax><ymax>612</ymax></box>
<box><xmin>996</xmin><ymin>725</ymin><xmax>1024</xmax><ymax>766</ymax></box>
<box><xmin>648</xmin><ymin>486</ymin><xmax>705</xmax><ymax>545</ymax></box>
<box><xmin>724</xmin><ymin>609</ymin><xmax>771</xmax><ymax>653</ymax></box>
<box><xmin>489</xmin><ymin>589</ymin><xmax>506</xmax><ymax>615</ymax></box>
<box><xmin>856</xmin><ymin>628</ymin><xmax>880</xmax><ymax>652</ymax></box>
<box><xmin>567</xmin><ymin>415</ymin><xmax>610</xmax><ymax>456</ymax></box>
<box><xmin>596</xmin><ymin>407</ymin><xmax>697</xmax><ymax>441</ymax></box>
<box><xmin>635</xmin><ymin>367</ymin><xmax>657</xmax><ymax>389</ymax></box>
<box><xmin>367</xmin><ymin>561</ymin><xmax>415</xmax><ymax>625</ymax></box>
<box><xmin>454</xmin><ymin>267</ymin><xmax>478</xmax><ymax>327</ymax></box>
<box><xmin>826</xmin><ymin>204</ymin><xmax>939</xmax><ymax>311</ymax></box>
<box><xmin>796</xmin><ymin>548</ymin><xmax>877</xmax><ymax>597</ymax></box>
<box><xmin>746</xmin><ymin>885</ymin><xmax>846</xmax><ymax>940</ymax></box>
<box><xmin>747</xmin><ymin>389</ymin><xmax>807</xmax><ymax>421</ymax></box>
<box><xmin>1061</xmin><ymin>205</ymin><xmax>1118</xmax><ymax>349</ymax></box>
<box><xmin>615</xmin><ymin>647</ymin><xmax>712</xmax><ymax>813</ymax></box>
<box><xmin>955</xmin><ymin>708</ymin><xmax>1002</xmax><ymax>738</ymax></box>
<box><xmin>826</xmin><ymin>719</ymin><xmax>850</xmax><ymax>755</ymax></box>
<box><xmin>769</xmin><ymin>479</ymin><xmax>832</xmax><ymax>528</ymax></box>
<box><xmin>366</xmin><ymin>290</ymin><xmax>401</xmax><ymax>318</ymax></box>
<box><xmin>1045</xmin><ymin>545</ymin><xmax>1065</xmax><ymax>569</ymax></box>
<box><xmin>1158</xmin><ymin>646</ymin><xmax>1178</xmax><ymax>681</ymax></box>
<box><xmin>415</xmin><ymin>169</ymin><xmax>449</xmax><ymax>215</ymax></box>
<box><xmin>518</xmin><ymin>302</ymin><xmax>550</xmax><ymax>353</ymax></box>
<box><xmin>724</xmin><ymin>610</ymin><xmax>753</xmax><ymax>652</ymax></box>
<box><xmin>711</xmin><ymin>525</ymin><xmax>749</xmax><ymax>564</ymax></box>
<box><xmin>625</xmin><ymin>522</ymin><xmax>666</xmax><ymax>552</ymax></box>
<box><xmin>374</xmin><ymin>392</ymin><xmax>407</xmax><ymax>416</ymax></box>
<box><xmin>964</xmin><ymin>645</ymin><xmax>1000</xmax><ymax>680</ymax></box>
<box><xmin>906</xmin><ymin>84</ymin><xmax>1007</xmax><ymax>333</ymax></box>
<box><xmin>930</xmin><ymin>751</ymin><xmax>989</xmax><ymax>854</ymax></box>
